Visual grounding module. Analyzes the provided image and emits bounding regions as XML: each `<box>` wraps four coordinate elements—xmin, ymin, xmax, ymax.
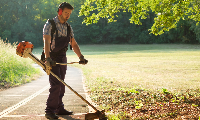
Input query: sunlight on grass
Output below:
<box><xmin>0</xmin><ymin>39</ymin><xmax>41</xmax><ymax>87</ymax></box>
<box><xmin>34</xmin><ymin>44</ymin><xmax>200</xmax><ymax>92</ymax></box>
<box><xmin>62</xmin><ymin>44</ymin><xmax>200</xmax><ymax>93</ymax></box>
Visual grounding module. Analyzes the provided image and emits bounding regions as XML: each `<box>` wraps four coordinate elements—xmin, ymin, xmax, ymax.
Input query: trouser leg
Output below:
<box><xmin>56</xmin><ymin>58</ymin><xmax>67</xmax><ymax>112</ymax></box>
<box><xmin>45</xmin><ymin>65</ymin><xmax>62</xmax><ymax>114</ymax></box>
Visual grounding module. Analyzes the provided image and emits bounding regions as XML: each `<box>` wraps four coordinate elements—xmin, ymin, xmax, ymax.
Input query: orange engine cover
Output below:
<box><xmin>16</xmin><ymin>41</ymin><xmax>34</xmax><ymax>57</ymax></box>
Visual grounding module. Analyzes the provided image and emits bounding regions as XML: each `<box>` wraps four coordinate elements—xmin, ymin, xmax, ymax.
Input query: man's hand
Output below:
<box><xmin>79</xmin><ymin>55</ymin><xmax>88</xmax><ymax>65</ymax></box>
<box><xmin>45</xmin><ymin>57</ymin><xmax>56</xmax><ymax>75</ymax></box>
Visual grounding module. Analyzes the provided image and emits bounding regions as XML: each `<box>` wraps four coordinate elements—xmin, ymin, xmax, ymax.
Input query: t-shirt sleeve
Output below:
<box><xmin>69</xmin><ymin>25</ymin><xmax>74</xmax><ymax>38</ymax></box>
<box><xmin>43</xmin><ymin>20</ymin><xmax>52</xmax><ymax>36</ymax></box>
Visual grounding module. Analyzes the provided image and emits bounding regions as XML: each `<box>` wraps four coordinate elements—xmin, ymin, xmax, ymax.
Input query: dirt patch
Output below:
<box><xmin>89</xmin><ymin>89</ymin><xmax>200</xmax><ymax>119</ymax></box>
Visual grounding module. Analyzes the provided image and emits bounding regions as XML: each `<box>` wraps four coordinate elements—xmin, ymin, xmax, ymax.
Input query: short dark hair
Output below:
<box><xmin>57</xmin><ymin>2</ymin><xmax>74</xmax><ymax>12</ymax></box>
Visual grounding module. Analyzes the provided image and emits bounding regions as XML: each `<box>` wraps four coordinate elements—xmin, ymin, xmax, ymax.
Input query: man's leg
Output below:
<box><xmin>45</xmin><ymin>65</ymin><xmax>62</xmax><ymax>114</ymax></box>
<box><xmin>56</xmin><ymin>65</ymin><xmax>66</xmax><ymax>112</ymax></box>
<box><xmin>55</xmin><ymin>57</ymin><xmax>73</xmax><ymax>115</ymax></box>
<box><xmin>56</xmin><ymin>57</ymin><xmax>67</xmax><ymax>112</ymax></box>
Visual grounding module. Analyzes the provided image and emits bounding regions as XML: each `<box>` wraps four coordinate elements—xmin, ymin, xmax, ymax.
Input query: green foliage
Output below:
<box><xmin>128</xmin><ymin>89</ymin><xmax>139</xmax><ymax>94</ymax></box>
<box><xmin>190</xmin><ymin>20</ymin><xmax>200</xmax><ymax>42</ymax></box>
<box><xmin>107</xmin><ymin>114</ymin><xmax>120</xmax><ymax>120</ymax></box>
<box><xmin>79</xmin><ymin>0</ymin><xmax>200</xmax><ymax>36</ymax></box>
<box><xmin>0</xmin><ymin>39</ymin><xmax>41</xmax><ymax>87</ymax></box>
<box><xmin>0</xmin><ymin>0</ymin><xmax>63</xmax><ymax>46</ymax></box>
<box><xmin>2</xmin><ymin>30</ymin><xmax>11</xmax><ymax>40</ymax></box>
<box><xmin>135</xmin><ymin>100</ymin><xmax>143</xmax><ymax>109</ymax></box>
<box><xmin>162</xmin><ymin>88</ymin><xmax>170</xmax><ymax>95</ymax></box>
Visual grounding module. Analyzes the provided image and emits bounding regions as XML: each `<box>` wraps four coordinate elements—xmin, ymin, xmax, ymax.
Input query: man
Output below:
<box><xmin>43</xmin><ymin>2</ymin><xmax>88</xmax><ymax>119</ymax></box>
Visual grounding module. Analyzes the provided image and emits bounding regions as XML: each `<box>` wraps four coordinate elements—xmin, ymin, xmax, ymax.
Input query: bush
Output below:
<box><xmin>0</xmin><ymin>38</ymin><xmax>41</xmax><ymax>87</ymax></box>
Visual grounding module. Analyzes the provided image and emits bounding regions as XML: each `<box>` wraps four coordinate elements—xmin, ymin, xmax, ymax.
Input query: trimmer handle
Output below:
<box><xmin>79</xmin><ymin>60</ymin><xmax>88</xmax><ymax>64</ymax></box>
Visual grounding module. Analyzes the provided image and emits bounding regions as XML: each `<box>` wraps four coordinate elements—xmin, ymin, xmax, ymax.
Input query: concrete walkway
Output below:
<box><xmin>0</xmin><ymin>64</ymin><xmax>95</xmax><ymax>120</ymax></box>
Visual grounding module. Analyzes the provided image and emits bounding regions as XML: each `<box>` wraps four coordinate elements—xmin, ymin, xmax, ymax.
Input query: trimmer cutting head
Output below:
<box><xmin>85</xmin><ymin>110</ymin><xmax>107</xmax><ymax>120</ymax></box>
<box><xmin>16</xmin><ymin>41</ymin><xmax>34</xmax><ymax>57</ymax></box>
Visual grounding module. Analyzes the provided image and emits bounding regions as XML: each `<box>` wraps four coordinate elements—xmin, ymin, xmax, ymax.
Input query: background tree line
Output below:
<box><xmin>0</xmin><ymin>0</ymin><xmax>199</xmax><ymax>47</ymax></box>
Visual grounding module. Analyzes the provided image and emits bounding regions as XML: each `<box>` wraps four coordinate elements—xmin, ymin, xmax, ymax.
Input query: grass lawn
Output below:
<box><xmin>34</xmin><ymin>44</ymin><xmax>200</xmax><ymax>119</ymax></box>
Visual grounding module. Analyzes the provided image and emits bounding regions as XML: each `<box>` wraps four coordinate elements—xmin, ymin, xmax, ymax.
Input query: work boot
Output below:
<box><xmin>45</xmin><ymin>113</ymin><xmax>59</xmax><ymax>119</ymax></box>
<box><xmin>55</xmin><ymin>109</ymin><xmax>73</xmax><ymax>115</ymax></box>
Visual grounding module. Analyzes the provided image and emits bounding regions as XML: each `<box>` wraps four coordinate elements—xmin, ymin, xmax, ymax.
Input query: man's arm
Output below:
<box><xmin>70</xmin><ymin>37</ymin><xmax>82</xmax><ymax>57</ymax></box>
<box><xmin>43</xmin><ymin>35</ymin><xmax>51</xmax><ymax>58</ymax></box>
<box><xmin>70</xmin><ymin>37</ymin><xmax>88</xmax><ymax>64</ymax></box>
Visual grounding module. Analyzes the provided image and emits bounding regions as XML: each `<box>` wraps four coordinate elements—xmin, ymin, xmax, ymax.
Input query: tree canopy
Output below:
<box><xmin>79</xmin><ymin>0</ymin><xmax>200</xmax><ymax>35</ymax></box>
<box><xmin>0</xmin><ymin>0</ymin><xmax>200</xmax><ymax>46</ymax></box>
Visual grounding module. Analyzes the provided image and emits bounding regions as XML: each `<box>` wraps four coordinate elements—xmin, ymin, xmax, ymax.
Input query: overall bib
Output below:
<box><xmin>45</xmin><ymin>29</ymin><xmax>70</xmax><ymax>114</ymax></box>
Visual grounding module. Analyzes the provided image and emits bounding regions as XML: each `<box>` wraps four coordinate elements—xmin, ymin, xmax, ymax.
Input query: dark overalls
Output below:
<box><xmin>45</xmin><ymin>23</ymin><xmax>71</xmax><ymax>114</ymax></box>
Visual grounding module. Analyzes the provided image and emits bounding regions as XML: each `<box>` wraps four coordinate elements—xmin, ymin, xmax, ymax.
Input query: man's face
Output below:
<box><xmin>61</xmin><ymin>8</ymin><xmax>72</xmax><ymax>21</ymax></box>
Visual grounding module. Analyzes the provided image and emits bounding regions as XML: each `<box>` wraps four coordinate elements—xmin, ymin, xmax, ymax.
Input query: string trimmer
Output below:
<box><xmin>16</xmin><ymin>41</ymin><xmax>107</xmax><ymax>120</ymax></box>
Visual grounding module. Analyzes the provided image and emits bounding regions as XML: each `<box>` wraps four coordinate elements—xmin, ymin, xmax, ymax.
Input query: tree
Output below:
<box><xmin>0</xmin><ymin>0</ymin><xmax>199</xmax><ymax>45</ymax></box>
<box><xmin>79</xmin><ymin>0</ymin><xmax>200</xmax><ymax>36</ymax></box>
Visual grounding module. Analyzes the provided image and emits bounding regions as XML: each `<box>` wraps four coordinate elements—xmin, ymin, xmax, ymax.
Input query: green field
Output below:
<box><xmin>33</xmin><ymin>44</ymin><xmax>200</xmax><ymax>92</ymax></box>
<box><xmin>33</xmin><ymin>44</ymin><xmax>200</xmax><ymax>119</ymax></box>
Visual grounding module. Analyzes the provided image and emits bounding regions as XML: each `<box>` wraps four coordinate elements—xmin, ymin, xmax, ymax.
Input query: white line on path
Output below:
<box><xmin>0</xmin><ymin>85</ymin><xmax>50</xmax><ymax>118</ymax></box>
<box><xmin>4</xmin><ymin>113</ymin><xmax>87</xmax><ymax>118</ymax></box>
<box><xmin>4</xmin><ymin>114</ymin><xmax>45</xmax><ymax>117</ymax></box>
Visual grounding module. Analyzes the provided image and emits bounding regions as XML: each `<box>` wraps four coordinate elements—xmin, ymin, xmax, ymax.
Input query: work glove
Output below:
<box><xmin>79</xmin><ymin>55</ymin><xmax>88</xmax><ymax>65</ymax></box>
<box><xmin>45</xmin><ymin>57</ymin><xmax>56</xmax><ymax>75</ymax></box>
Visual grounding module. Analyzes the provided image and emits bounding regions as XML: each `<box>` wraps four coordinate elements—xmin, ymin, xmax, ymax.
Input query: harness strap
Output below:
<box><xmin>49</xmin><ymin>19</ymin><xmax>57</xmax><ymax>51</ymax></box>
<box><xmin>66</xmin><ymin>21</ymin><xmax>72</xmax><ymax>50</ymax></box>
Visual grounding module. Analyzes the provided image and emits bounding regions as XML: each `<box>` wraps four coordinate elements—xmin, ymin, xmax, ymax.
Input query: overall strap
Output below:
<box><xmin>41</xmin><ymin>19</ymin><xmax>57</xmax><ymax>62</ymax></box>
<box><xmin>48</xmin><ymin>19</ymin><xmax>58</xmax><ymax>51</ymax></box>
<box><xmin>49</xmin><ymin>20</ymin><xmax>72</xmax><ymax>50</ymax></box>
<box><xmin>66</xmin><ymin>22</ymin><xmax>72</xmax><ymax>50</ymax></box>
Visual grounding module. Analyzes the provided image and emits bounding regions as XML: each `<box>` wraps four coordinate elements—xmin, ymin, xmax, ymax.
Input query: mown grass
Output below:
<box><xmin>0</xmin><ymin>39</ymin><xmax>41</xmax><ymax>89</ymax></box>
<box><xmin>34</xmin><ymin>44</ymin><xmax>200</xmax><ymax>119</ymax></box>
<box><xmin>62</xmin><ymin>44</ymin><xmax>200</xmax><ymax>93</ymax></box>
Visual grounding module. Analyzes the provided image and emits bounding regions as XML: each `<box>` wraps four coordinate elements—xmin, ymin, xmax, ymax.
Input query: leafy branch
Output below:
<box><xmin>79</xmin><ymin>0</ymin><xmax>200</xmax><ymax>35</ymax></box>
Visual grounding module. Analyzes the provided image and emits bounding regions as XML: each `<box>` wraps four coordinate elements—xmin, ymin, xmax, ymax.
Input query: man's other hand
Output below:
<box><xmin>79</xmin><ymin>55</ymin><xmax>88</xmax><ymax>65</ymax></box>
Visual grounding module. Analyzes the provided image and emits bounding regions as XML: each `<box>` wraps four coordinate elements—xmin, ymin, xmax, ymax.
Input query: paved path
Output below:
<box><xmin>0</xmin><ymin>64</ymin><xmax>94</xmax><ymax>120</ymax></box>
